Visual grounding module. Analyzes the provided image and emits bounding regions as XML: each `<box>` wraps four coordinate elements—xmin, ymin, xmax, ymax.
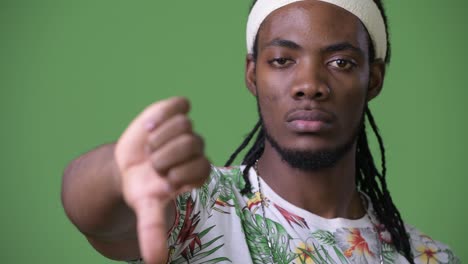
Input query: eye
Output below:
<box><xmin>328</xmin><ymin>59</ymin><xmax>356</xmax><ymax>70</ymax></box>
<box><xmin>268</xmin><ymin>57</ymin><xmax>295</xmax><ymax>68</ymax></box>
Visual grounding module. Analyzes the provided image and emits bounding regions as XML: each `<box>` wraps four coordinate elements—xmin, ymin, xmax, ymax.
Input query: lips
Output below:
<box><xmin>286</xmin><ymin>109</ymin><xmax>333</xmax><ymax>123</ymax></box>
<box><xmin>286</xmin><ymin>109</ymin><xmax>334</xmax><ymax>133</ymax></box>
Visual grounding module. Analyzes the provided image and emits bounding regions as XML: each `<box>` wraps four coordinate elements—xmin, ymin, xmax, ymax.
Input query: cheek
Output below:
<box><xmin>256</xmin><ymin>66</ymin><xmax>294</xmax><ymax>102</ymax></box>
<box><xmin>332</xmin><ymin>79</ymin><xmax>368</xmax><ymax>126</ymax></box>
<box><xmin>257</xmin><ymin>92</ymin><xmax>280</xmax><ymax>125</ymax></box>
<box><xmin>332</xmin><ymin>69</ymin><xmax>369</xmax><ymax>100</ymax></box>
<box><xmin>260</xmin><ymin>91</ymin><xmax>280</xmax><ymax>103</ymax></box>
<box><xmin>256</xmin><ymin>74</ymin><xmax>287</xmax><ymax>108</ymax></box>
<box><xmin>256</xmin><ymin>83</ymin><xmax>287</xmax><ymax>130</ymax></box>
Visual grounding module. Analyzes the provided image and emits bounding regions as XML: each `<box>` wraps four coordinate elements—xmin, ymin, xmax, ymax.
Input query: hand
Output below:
<box><xmin>114</xmin><ymin>97</ymin><xmax>211</xmax><ymax>264</ymax></box>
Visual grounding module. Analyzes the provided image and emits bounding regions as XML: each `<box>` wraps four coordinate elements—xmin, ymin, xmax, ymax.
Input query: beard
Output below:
<box><xmin>259</xmin><ymin>104</ymin><xmax>364</xmax><ymax>172</ymax></box>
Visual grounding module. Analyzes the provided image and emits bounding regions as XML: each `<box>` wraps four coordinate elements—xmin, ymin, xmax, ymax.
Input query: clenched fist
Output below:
<box><xmin>114</xmin><ymin>97</ymin><xmax>211</xmax><ymax>264</ymax></box>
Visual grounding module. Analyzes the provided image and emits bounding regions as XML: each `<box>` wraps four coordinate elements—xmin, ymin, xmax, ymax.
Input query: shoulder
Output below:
<box><xmin>405</xmin><ymin>224</ymin><xmax>460</xmax><ymax>264</ymax></box>
<box><xmin>174</xmin><ymin>165</ymin><xmax>245</xmax><ymax>207</ymax></box>
<box><xmin>210</xmin><ymin>165</ymin><xmax>246</xmax><ymax>189</ymax></box>
<box><xmin>210</xmin><ymin>165</ymin><xmax>242</xmax><ymax>177</ymax></box>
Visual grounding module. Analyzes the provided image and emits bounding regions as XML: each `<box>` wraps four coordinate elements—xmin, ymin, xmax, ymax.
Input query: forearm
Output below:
<box><xmin>61</xmin><ymin>143</ymin><xmax>136</xmax><ymax>240</ymax></box>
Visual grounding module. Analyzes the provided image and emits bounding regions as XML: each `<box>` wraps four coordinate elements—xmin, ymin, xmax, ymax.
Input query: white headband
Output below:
<box><xmin>246</xmin><ymin>0</ymin><xmax>387</xmax><ymax>60</ymax></box>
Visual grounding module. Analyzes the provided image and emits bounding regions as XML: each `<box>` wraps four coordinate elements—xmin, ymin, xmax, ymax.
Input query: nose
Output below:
<box><xmin>290</xmin><ymin>63</ymin><xmax>330</xmax><ymax>101</ymax></box>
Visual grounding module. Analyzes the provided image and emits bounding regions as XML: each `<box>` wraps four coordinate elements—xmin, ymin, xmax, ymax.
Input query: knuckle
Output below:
<box><xmin>147</xmin><ymin>131</ymin><xmax>158</xmax><ymax>145</ymax></box>
<box><xmin>202</xmin><ymin>160</ymin><xmax>211</xmax><ymax>175</ymax></box>
<box><xmin>195</xmin><ymin>134</ymin><xmax>205</xmax><ymax>149</ymax></box>
<box><xmin>176</xmin><ymin>96</ymin><xmax>190</xmax><ymax>106</ymax></box>
<box><xmin>150</xmin><ymin>153</ymin><xmax>165</xmax><ymax>171</ymax></box>
<box><xmin>175</xmin><ymin>115</ymin><xmax>192</xmax><ymax>132</ymax></box>
<box><xmin>180</xmin><ymin>134</ymin><xmax>198</xmax><ymax>148</ymax></box>
<box><xmin>194</xmin><ymin>159</ymin><xmax>211</xmax><ymax>183</ymax></box>
<box><xmin>204</xmin><ymin>158</ymin><xmax>211</xmax><ymax>170</ymax></box>
<box><xmin>154</xmin><ymin>99</ymin><xmax>173</xmax><ymax>114</ymax></box>
<box><xmin>168</xmin><ymin>172</ymin><xmax>184</xmax><ymax>189</ymax></box>
<box><xmin>172</xmin><ymin>96</ymin><xmax>190</xmax><ymax>111</ymax></box>
<box><xmin>195</xmin><ymin>167</ymin><xmax>210</xmax><ymax>187</ymax></box>
<box><xmin>193</xmin><ymin>178</ymin><xmax>205</xmax><ymax>188</ymax></box>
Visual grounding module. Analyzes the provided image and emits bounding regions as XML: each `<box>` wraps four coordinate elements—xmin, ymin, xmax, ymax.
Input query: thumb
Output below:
<box><xmin>134</xmin><ymin>197</ymin><xmax>170</xmax><ymax>264</ymax></box>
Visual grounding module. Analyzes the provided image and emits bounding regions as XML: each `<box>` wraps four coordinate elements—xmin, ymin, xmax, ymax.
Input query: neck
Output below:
<box><xmin>257</xmin><ymin>141</ymin><xmax>365</xmax><ymax>219</ymax></box>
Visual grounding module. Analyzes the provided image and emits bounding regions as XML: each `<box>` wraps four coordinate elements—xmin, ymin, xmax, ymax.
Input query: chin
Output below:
<box><xmin>285</xmin><ymin>135</ymin><xmax>337</xmax><ymax>152</ymax></box>
<box><xmin>278</xmin><ymin>148</ymin><xmax>346</xmax><ymax>171</ymax></box>
<box><xmin>266</xmin><ymin>132</ymin><xmax>355</xmax><ymax>171</ymax></box>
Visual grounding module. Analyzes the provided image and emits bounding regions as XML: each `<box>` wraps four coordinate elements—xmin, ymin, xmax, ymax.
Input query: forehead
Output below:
<box><xmin>257</xmin><ymin>1</ymin><xmax>369</xmax><ymax>51</ymax></box>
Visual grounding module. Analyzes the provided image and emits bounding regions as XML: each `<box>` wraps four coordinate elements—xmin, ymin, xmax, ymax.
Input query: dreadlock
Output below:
<box><xmin>225</xmin><ymin>0</ymin><xmax>414</xmax><ymax>263</ymax></box>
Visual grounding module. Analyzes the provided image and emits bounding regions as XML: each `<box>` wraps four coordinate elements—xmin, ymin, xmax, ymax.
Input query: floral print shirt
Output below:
<box><xmin>130</xmin><ymin>166</ymin><xmax>459</xmax><ymax>264</ymax></box>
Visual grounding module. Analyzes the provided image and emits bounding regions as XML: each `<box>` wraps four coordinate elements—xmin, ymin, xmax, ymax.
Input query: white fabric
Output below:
<box><xmin>129</xmin><ymin>166</ymin><xmax>459</xmax><ymax>264</ymax></box>
<box><xmin>246</xmin><ymin>0</ymin><xmax>387</xmax><ymax>60</ymax></box>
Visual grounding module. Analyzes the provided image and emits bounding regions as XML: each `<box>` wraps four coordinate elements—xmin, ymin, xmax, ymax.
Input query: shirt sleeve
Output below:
<box><xmin>406</xmin><ymin>224</ymin><xmax>460</xmax><ymax>264</ymax></box>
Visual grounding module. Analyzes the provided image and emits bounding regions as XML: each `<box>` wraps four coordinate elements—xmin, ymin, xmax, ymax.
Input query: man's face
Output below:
<box><xmin>246</xmin><ymin>1</ymin><xmax>383</xmax><ymax>169</ymax></box>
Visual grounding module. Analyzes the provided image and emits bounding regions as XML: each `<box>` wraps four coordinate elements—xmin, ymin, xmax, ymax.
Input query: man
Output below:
<box><xmin>61</xmin><ymin>0</ymin><xmax>459</xmax><ymax>263</ymax></box>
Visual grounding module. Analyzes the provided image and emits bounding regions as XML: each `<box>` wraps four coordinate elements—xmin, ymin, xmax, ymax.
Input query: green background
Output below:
<box><xmin>1</xmin><ymin>0</ymin><xmax>466</xmax><ymax>262</ymax></box>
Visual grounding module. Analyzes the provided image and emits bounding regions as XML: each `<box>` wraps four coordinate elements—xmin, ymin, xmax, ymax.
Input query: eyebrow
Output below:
<box><xmin>264</xmin><ymin>39</ymin><xmax>365</xmax><ymax>57</ymax></box>
<box><xmin>264</xmin><ymin>39</ymin><xmax>302</xmax><ymax>50</ymax></box>
<box><xmin>321</xmin><ymin>42</ymin><xmax>365</xmax><ymax>57</ymax></box>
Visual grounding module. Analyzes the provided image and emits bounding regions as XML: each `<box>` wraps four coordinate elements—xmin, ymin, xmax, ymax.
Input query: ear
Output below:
<box><xmin>245</xmin><ymin>54</ymin><xmax>257</xmax><ymax>96</ymax></box>
<box><xmin>367</xmin><ymin>59</ymin><xmax>386</xmax><ymax>102</ymax></box>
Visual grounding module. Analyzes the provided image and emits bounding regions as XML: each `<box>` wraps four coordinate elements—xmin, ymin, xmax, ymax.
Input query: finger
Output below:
<box><xmin>116</xmin><ymin>97</ymin><xmax>190</xmax><ymax>170</ymax></box>
<box><xmin>147</xmin><ymin>114</ymin><xmax>192</xmax><ymax>152</ymax></box>
<box><xmin>167</xmin><ymin>156</ymin><xmax>211</xmax><ymax>191</ymax></box>
<box><xmin>143</xmin><ymin>97</ymin><xmax>190</xmax><ymax>132</ymax></box>
<box><xmin>150</xmin><ymin>134</ymin><xmax>204</xmax><ymax>173</ymax></box>
<box><xmin>134</xmin><ymin>197</ymin><xmax>170</xmax><ymax>264</ymax></box>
